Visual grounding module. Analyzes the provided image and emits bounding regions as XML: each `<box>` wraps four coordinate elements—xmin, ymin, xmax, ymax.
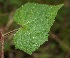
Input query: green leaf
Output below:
<box><xmin>13</xmin><ymin>3</ymin><xmax>63</xmax><ymax>54</ymax></box>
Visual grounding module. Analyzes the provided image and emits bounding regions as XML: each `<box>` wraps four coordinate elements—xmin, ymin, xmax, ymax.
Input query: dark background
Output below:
<box><xmin>0</xmin><ymin>0</ymin><xmax>70</xmax><ymax>58</ymax></box>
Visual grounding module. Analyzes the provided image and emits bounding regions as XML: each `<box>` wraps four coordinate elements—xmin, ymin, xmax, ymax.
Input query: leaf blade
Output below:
<box><xmin>13</xmin><ymin>3</ymin><xmax>63</xmax><ymax>54</ymax></box>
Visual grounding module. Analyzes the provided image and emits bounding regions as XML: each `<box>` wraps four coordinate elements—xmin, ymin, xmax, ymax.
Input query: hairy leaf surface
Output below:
<box><xmin>13</xmin><ymin>3</ymin><xmax>63</xmax><ymax>54</ymax></box>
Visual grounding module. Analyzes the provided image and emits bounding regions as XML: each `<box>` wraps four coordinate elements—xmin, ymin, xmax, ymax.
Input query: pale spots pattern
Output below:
<box><xmin>13</xmin><ymin>2</ymin><xmax>63</xmax><ymax>54</ymax></box>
